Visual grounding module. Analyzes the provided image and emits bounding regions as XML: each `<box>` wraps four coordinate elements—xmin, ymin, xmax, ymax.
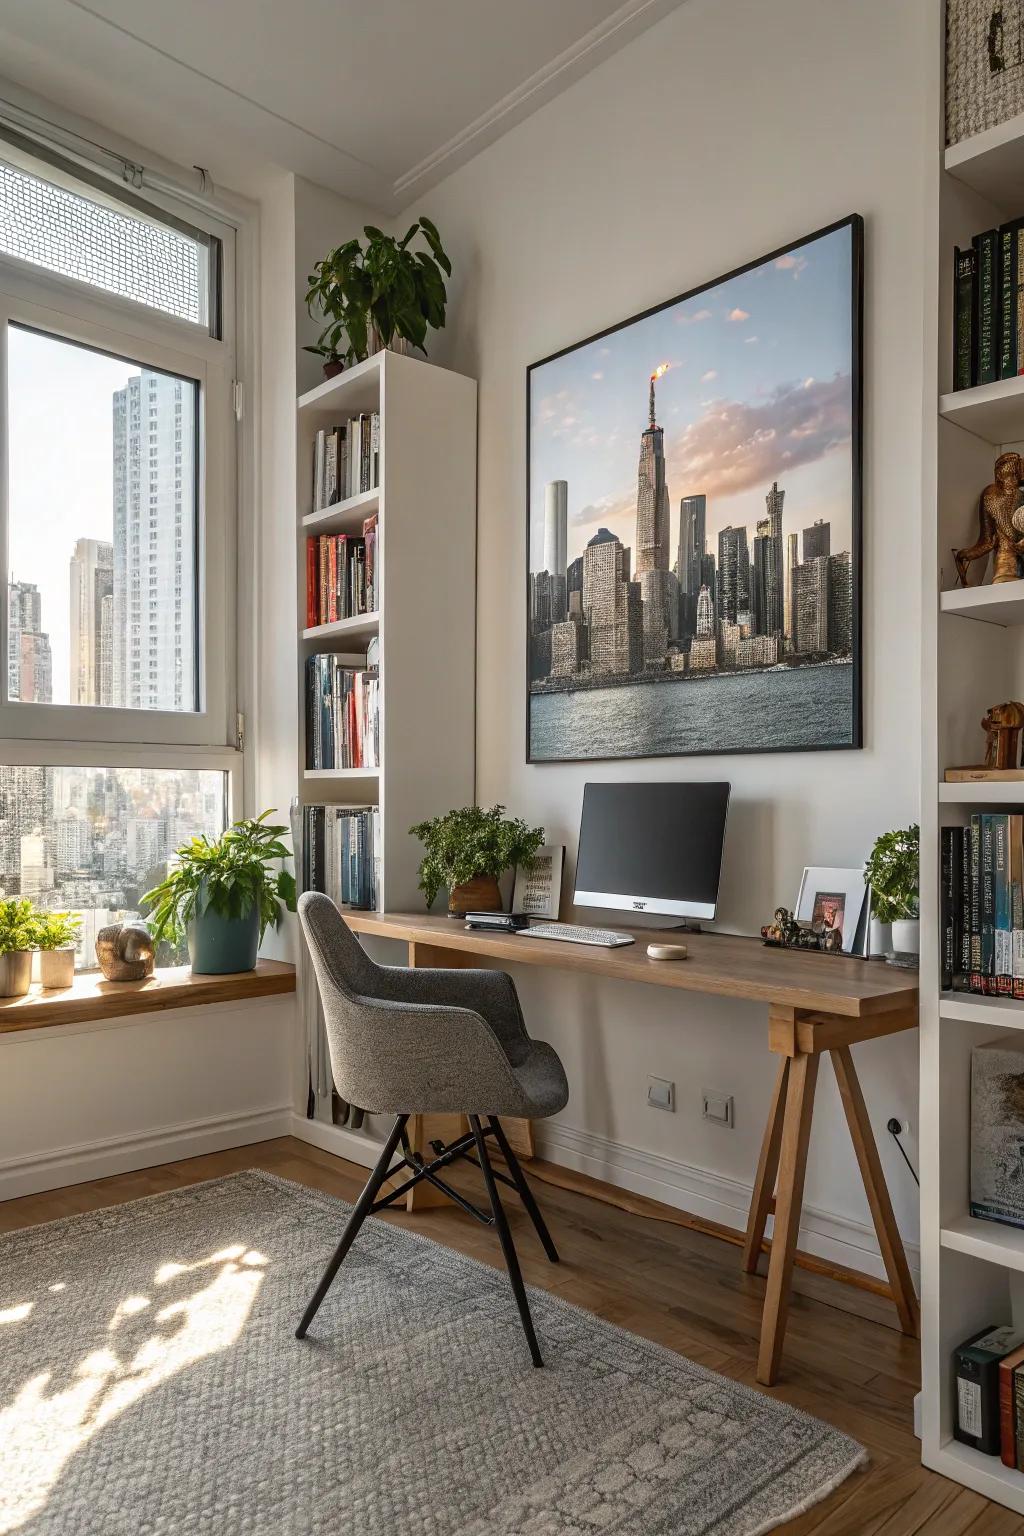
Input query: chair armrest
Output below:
<box><xmin>331</xmin><ymin>995</ymin><xmax>530</xmax><ymax>1115</ymax></box>
<box><xmin>370</xmin><ymin>966</ymin><xmax>530</xmax><ymax>1064</ymax></box>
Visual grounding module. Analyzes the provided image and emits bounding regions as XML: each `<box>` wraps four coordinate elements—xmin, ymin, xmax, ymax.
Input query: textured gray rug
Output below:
<box><xmin>0</xmin><ymin>1170</ymin><xmax>865</xmax><ymax>1535</ymax></box>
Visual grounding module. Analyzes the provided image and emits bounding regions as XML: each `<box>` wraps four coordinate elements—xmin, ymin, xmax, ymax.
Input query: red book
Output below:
<box><xmin>319</xmin><ymin>535</ymin><xmax>330</xmax><ymax>627</ymax></box>
<box><xmin>305</xmin><ymin>537</ymin><xmax>318</xmax><ymax>628</ymax></box>
<box><xmin>327</xmin><ymin>537</ymin><xmax>338</xmax><ymax>623</ymax></box>
<box><xmin>999</xmin><ymin>1343</ymin><xmax>1024</xmax><ymax>1465</ymax></box>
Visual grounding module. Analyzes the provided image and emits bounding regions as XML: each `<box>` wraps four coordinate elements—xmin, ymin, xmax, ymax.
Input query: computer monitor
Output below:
<box><xmin>574</xmin><ymin>781</ymin><xmax>731</xmax><ymax>922</ymax></box>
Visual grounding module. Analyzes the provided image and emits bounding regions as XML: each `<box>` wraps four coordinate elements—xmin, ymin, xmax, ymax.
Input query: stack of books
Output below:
<box><xmin>953</xmin><ymin>1324</ymin><xmax>1024</xmax><ymax>1468</ymax></box>
<box><xmin>311</xmin><ymin>414</ymin><xmax>381</xmax><ymax>509</ymax></box>
<box><xmin>305</xmin><ymin>512</ymin><xmax>378</xmax><ymax>626</ymax></box>
<box><xmin>302</xmin><ymin>803</ymin><xmax>379</xmax><ymax>911</ymax></box>
<box><xmin>941</xmin><ymin>814</ymin><xmax>1024</xmax><ymax>994</ymax></box>
<box><xmin>954</xmin><ymin>221</ymin><xmax>1024</xmax><ymax>390</ymax></box>
<box><xmin>305</xmin><ymin>655</ymin><xmax>379</xmax><ymax>771</ymax></box>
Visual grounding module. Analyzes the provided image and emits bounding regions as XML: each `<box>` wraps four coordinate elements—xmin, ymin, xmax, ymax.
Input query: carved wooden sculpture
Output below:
<box><xmin>95</xmin><ymin>921</ymin><xmax>156</xmax><ymax>981</ymax></box>
<box><xmin>955</xmin><ymin>451</ymin><xmax>1024</xmax><ymax>585</ymax></box>
<box><xmin>982</xmin><ymin>701</ymin><xmax>1024</xmax><ymax>771</ymax></box>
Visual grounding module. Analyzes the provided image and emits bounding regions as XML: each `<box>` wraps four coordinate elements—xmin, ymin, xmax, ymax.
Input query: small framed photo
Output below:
<box><xmin>794</xmin><ymin>867</ymin><xmax>867</xmax><ymax>955</ymax></box>
<box><xmin>512</xmin><ymin>845</ymin><xmax>565</xmax><ymax>919</ymax></box>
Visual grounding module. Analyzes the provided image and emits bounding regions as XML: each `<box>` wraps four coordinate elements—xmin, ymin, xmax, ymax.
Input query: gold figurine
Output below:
<box><xmin>955</xmin><ymin>451</ymin><xmax>1024</xmax><ymax>585</ymax></box>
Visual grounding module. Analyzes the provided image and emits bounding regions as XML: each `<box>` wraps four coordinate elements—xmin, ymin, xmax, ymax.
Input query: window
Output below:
<box><xmin>0</xmin><ymin>137</ymin><xmax>239</xmax><ymax>965</ymax></box>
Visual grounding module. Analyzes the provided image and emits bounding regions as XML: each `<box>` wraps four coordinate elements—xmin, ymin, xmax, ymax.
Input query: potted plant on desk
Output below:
<box><xmin>143</xmin><ymin>810</ymin><xmax>297</xmax><ymax>975</ymax></box>
<box><xmin>34</xmin><ymin>910</ymin><xmax>81</xmax><ymax>988</ymax></box>
<box><xmin>864</xmin><ymin>824</ymin><xmax>920</xmax><ymax>960</ymax></box>
<box><xmin>0</xmin><ymin>898</ymin><xmax>39</xmax><ymax>997</ymax></box>
<box><xmin>411</xmin><ymin>804</ymin><xmax>545</xmax><ymax>917</ymax></box>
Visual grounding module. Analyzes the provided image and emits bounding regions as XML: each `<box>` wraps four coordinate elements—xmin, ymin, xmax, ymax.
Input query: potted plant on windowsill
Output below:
<box><xmin>304</xmin><ymin>216</ymin><xmax>452</xmax><ymax>376</ymax></box>
<box><xmin>0</xmin><ymin>898</ymin><xmax>40</xmax><ymax>997</ymax></box>
<box><xmin>143</xmin><ymin>810</ymin><xmax>297</xmax><ymax>975</ymax></box>
<box><xmin>411</xmin><ymin>804</ymin><xmax>545</xmax><ymax>917</ymax></box>
<box><xmin>34</xmin><ymin>911</ymin><xmax>81</xmax><ymax>989</ymax></box>
<box><xmin>864</xmin><ymin>824</ymin><xmax>920</xmax><ymax>959</ymax></box>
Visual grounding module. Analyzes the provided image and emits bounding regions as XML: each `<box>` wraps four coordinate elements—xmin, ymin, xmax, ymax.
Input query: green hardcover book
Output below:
<box><xmin>955</xmin><ymin>245</ymin><xmax>978</xmax><ymax>390</ymax></box>
<box><xmin>970</xmin><ymin>813</ymin><xmax>983</xmax><ymax>984</ymax></box>
<box><xmin>983</xmin><ymin>814</ymin><xmax>996</xmax><ymax>989</ymax></box>
<box><xmin>976</xmin><ymin>229</ymin><xmax>1000</xmax><ymax>385</ymax></box>
<box><xmin>999</xmin><ymin>218</ymin><xmax>1024</xmax><ymax>377</ymax></box>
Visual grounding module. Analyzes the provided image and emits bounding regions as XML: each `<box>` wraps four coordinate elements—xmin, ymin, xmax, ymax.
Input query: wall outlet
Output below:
<box><xmin>702</xmin><ymin>1090</ymin><xmax>734</xmax><ymax>1128</ymax></box>
<box><xmin>647</xmin><ymin>1075</ymin><xmax>675</xmax><ymax>1112</ymax></box>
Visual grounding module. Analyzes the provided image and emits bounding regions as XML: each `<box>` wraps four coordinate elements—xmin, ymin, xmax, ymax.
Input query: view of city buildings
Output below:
<box><xmin>529</xmin><ymin>369</ymin><xmax>854</xmax><ymax>691</ymax></box>
<box><xmin>2</xmin><ymin>363</ymin><xmax>207</xmax><ymax>964</ymax></box>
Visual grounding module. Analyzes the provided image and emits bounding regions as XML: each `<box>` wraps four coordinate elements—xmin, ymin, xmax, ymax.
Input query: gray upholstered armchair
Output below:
<box><xmin>296</xmin><ymin>891</ymin><xmax>569</xmax><ymax>1367</ymax></box>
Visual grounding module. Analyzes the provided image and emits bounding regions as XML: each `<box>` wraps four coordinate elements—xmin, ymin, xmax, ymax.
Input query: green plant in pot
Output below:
<box><xmin>411</xmin><ymin>805</ymin><xmax>545</xmax><ymax>917</ymax></box>
<box><xmin>143</xmin><ymin>811</ymin><xmax>297</xmax><ymax>975</ymax></box>
<box><xmin>864</xmin><ymin>823</ymin><xmax>919</xmax><ymax>959</ymax></box>
<box><xmin>305</xmin><ymin>216</ymin><xmax>451</xmax><ymax>374</ymax></box>
<box><xmin>34</xmin><ymin>910</ymin><xmax>81</xmax><ymax>989</ymax></box>
<box><xmin>0</xmin><ymin>897</ymin><xmax>39</xmax><ymax>997</ymax></box>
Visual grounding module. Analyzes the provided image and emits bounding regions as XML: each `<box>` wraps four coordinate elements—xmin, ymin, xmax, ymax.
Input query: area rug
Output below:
<box><xmin>0</xmin><ymin>1170</ymin><xmax>865</xmax><ymax>1536</ymax></box>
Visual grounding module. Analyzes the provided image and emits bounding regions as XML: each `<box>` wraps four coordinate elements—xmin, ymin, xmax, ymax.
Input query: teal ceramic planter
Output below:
<box><xmin>188</xmin><ymin>904</ymin><xmax>259</xmax><ymax>975</ymax></box>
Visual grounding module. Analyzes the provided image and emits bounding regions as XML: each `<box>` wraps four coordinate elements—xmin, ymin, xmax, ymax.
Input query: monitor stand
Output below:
<box><xmin>656</xmin><ymin>920</ymin><xmax>705</xmax><ymax>935</ymax></box>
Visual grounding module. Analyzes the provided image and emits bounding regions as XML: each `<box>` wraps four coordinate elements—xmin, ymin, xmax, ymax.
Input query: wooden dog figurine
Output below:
<box><xmin>982</xmin><ymin>701</ymin><xmax>1024</xmax><ymax>771</ymax></box>
<box><xmin>955</xmin><ymin>451</ymin><xmax>1024</xmax><ymax>586</ymax></box>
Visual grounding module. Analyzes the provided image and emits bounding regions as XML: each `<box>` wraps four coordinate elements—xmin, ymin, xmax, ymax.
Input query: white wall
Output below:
<box><xmin>387</xmin><ymin>0</ymin><xmax>929</xmax><ymax>1274</ymax></box>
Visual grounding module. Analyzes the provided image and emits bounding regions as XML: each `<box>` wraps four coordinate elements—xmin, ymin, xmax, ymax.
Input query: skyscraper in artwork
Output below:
<box><xmin>676</xmin><ymin>493</ymin><xmax>706</xmax><ymax>640</ymax></box>
<box><xmin>543</xmin><ymin>480</ymin><xmax>568</xmax><ymax>622</ymax></box>
<box><xmin>635</xmin><ymin>369</ymin><xmax>677</xmax><ymax>663</ymax></box>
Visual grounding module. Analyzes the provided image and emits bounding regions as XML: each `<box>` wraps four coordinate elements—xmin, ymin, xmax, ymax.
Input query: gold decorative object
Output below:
<box><xmin>954</xmin><ymin>451</ymin><xmax>1024</xmax><ymax>585</ymax></box>
<box><xmin>983</xmin><ymin>701</ymin><xmax>1024</xmax><ymax>771</ymax></box>
<box><xmin>95</xmin><ymin>921</ymin><xmax>156</xmax><ymax>981</ymax></box>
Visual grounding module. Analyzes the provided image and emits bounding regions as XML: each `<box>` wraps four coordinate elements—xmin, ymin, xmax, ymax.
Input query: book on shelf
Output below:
<box><xmin>304</xmin><ymin>653</ymin><xmax>379</xmax><ymax>771</ymax></box>
<box><xmin>999</xmin><ymin>1342</ymin><xmax>1024</xmax><ymax>1467</ymax></box>
<box><xmin>302</xmin><ymin>803</ymin><xmax>380</xmax><ymax>911</ymax></box>
<box><xmin>310</xmin><ymin>411</ymin><xmax>381</xmax><ymax>511</ymax></box>
<box><xmin>942</xmin><ymin>815</ymin><xmax>1024</xmax><ymax>995</ymax></box>
<box><xmin>972</xmin><ymin>1034</ymin><xmax>1024</xmax><ymax>1230</ymax></box>
<box><xmin>953</xmin><ymin>217</ymin><xmax>1024</xmax><ymax>391</ymax></box>
<box><xmin>953</xmin><ymin>1324</ymin><xmax>1024</xmax><ymax>1455</ymax></box>
<box><xmin>305</xmin><ymin>532</ymin><xmax>375</xmax><ymax>627</ymax></box>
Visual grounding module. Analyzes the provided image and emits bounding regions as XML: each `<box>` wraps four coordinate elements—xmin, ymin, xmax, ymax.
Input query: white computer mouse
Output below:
<box><xmin>647</xmin><ymin>942</ymin><xmax>688</xmax><ymax>961</ymax></box>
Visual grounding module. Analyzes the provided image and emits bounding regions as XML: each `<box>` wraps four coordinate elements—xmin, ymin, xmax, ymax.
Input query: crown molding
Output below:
<box><xmin>390</xmin><ymin>0</ymin><xmax>686</xmax><ymax>208</ymax></box>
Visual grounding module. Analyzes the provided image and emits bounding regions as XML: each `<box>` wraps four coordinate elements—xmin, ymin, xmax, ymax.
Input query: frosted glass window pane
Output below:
<box><xmin>0</xmin><ymin>159</ymin><xmax>208</xmax><ymax>326</ymax></box>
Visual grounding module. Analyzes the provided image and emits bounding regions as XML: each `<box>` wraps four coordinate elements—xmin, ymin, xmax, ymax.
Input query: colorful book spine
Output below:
<box><xmin>976</xmin><ymin>229</ymin><xmax>1000</xmax><ymax>386</ymax></box>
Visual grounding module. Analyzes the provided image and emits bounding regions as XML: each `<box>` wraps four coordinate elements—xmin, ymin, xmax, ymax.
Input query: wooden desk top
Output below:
<box><xmin>344</xmin><ymin>912</ymin><xmax>918</xmax><ymax>1019</ymax></box>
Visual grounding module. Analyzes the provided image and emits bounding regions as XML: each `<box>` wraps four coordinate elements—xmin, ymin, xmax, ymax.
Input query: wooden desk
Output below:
<box><xmin>345</xmin><ymin>911</ymin><xmax>919</xmax><ymax>1385</ymax></box>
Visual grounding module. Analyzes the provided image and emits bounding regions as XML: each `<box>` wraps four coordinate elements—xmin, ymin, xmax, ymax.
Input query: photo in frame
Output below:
<box><xmin>512</xmin><ymin>844</ymin><xmax>565</xmax><ymax>920</ymax></box>
<box><xmin>526</xmin><ymin>216</ymin><xmax>863</xmax><ymax>763</ymax></box>
<box><xmin>794</xmin><ymin>866</ymin><xmax>867</xmax><ymax>955</ymax></box>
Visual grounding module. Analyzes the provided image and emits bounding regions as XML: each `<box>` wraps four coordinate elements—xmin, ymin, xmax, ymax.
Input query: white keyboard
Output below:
<box><xmin>522</xmin><ymin>922</ymin><xmax>635</xmax><ymax>949</ymax></box>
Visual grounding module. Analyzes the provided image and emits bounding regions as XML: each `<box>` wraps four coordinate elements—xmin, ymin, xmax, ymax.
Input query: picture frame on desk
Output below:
<box><xmin>795</xmin><ymin>865</ymin><xmax>868</xmax><ymax>955</ymax></box>
<box><xmin>512</xmin><ymin>844</ymin><xmax>564</xmax><ymax>920</ymax></box>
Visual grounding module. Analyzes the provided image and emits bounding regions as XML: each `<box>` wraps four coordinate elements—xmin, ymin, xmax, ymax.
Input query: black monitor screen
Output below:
<box><xmin>574</xmin><ymin>782</ymin><xmax>730</xmax><ymax>920</ymax></box>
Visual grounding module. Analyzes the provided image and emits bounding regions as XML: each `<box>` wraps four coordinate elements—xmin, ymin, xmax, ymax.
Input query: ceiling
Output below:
<box><xmin>0</xmin><ymin>0</ymin><xmax>684</xmax><ymax>208</ymax></box>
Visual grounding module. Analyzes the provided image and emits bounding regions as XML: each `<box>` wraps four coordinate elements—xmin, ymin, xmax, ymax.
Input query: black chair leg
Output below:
<box><xmin>295</xmin><ymin>1112</ymin><xmax>408</xmax><ymax>1340</ymax></box>
<box><xmin>469</xmin><ymin>1114</ymin><xmax>544</xmax><ymax>1369</ymax></box>
<box><xmin>488</xmin><ymin>1116</ymin><xmax>559</xmax><ymax>1264</ymax></box>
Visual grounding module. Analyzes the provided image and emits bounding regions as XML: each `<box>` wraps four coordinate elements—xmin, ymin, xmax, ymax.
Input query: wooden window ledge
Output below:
<box><xmin>0</xmin><ymin>960</ymin><xmax>296</xmax><ymax>1034</ymax></box>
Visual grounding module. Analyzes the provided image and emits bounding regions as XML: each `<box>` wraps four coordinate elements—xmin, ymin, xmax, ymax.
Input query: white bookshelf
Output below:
<box><xmin>294</xmin><ymin>348</ymin><xmax>477</xmax><ymax>1163</ymax></box>
<box><xmin>922</xmin><ymin>20</ymin><xmax>1024</xmax><ymax>1512</ymax></box>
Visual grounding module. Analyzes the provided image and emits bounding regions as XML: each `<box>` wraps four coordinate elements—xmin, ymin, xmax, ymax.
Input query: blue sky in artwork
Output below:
<box><xmin>529</xmin><ymin>224</ymin><xmax>854</xmax><ymax>571</ymax></box>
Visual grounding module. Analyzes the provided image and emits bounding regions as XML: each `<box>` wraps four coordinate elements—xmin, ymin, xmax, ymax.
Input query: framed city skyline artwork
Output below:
<box><xmin>526</xmin><ymin>215</ymin><xmax>863</xmax><ymax>763</ymax></box>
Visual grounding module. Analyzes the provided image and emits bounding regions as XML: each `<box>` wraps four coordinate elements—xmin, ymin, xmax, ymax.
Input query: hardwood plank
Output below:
<box><xmin>0</xmin><ymin>959</ymin><xmax>295</xmax><ymax>1033</ymax></box>
<box><xmin>346</xmin><ymin>910</ymin><xmax>918</xmax><ymax>1018</ymax></box>
<box><xmin>743</xmin><ymin>1054</ymin><xmax>789</xmax><ymax>1272</ymax></box>
<box><xmin>758</xmin><ymin>1050</ymin><xmax>820</xmax><ymax>1385</ymax></box>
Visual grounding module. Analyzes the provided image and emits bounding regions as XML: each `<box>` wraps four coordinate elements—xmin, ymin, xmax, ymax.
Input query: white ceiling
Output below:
<box><xmin>0</xmin><ymin>0</ymin><xmax>684</xmax><ymax>208</ymax></box>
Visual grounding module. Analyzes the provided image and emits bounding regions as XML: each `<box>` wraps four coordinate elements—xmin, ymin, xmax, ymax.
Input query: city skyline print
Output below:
<box><xmin>526</xmin><ymin>216</ymin><xmax>862</xmax><ymax>763</ymax></box>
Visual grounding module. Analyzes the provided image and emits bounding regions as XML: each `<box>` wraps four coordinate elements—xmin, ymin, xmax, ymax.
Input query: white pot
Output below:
<box><xmin>869</xmin><ymin>917</ymin><xmax>892</xmax><ymax>958</ymax></box>
<box><xmin>891</xmin><ymin>918</ymin><xmax>920</xmax><ymax>955</ymax></box>
<box><xmin>0</xmin><ymin>950</ymin><xmax>32</xmax><ymax>997</ymax></box>
<box><xmin>39</xmin><ymin>947</ymin><xmax>75</xmax><ymax>989</ymax></box>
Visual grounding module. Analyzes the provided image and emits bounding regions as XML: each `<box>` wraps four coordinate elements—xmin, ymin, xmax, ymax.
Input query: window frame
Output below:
<box><xmin>0</xmin><ymin>158</ymin><xmax>238</xmax><ymax>757</ymax></box>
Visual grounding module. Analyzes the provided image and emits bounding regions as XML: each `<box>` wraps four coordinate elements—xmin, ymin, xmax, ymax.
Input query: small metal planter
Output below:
<box><xmin>0</xmin><ymin>950</ymin><xmax>33</xmax><ymax>997</ymax></box>
<box><xmin>39</xmin><ymin>947</ymin><xmax>75</xmax><ymax>989</ymax></box>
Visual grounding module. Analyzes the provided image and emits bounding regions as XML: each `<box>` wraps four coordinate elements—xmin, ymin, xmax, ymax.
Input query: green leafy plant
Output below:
<box><xmin>410</xmin><ymin>804</ymin><xmax>545</xmax><ymax>909</ymax></box>
<box><xmin>864</xmin><ymin>824</ymin><xmax>920</xmax><ymax>923</ymax></box>
<box><xmin>33</xmin><ymin>911</ymin><xmax>81</xmax><ymax>950</ymax></box>
<box><xmin>143</xmin><ymin>810</ymin><xmax>297</xmax><ymax>948</ymax></box>
<box><xmin>0</xmin><ymin>898</ymin><xmax>40</xmax><ymax>954</ymax></box>
<box><xmin>304</xmin><ymin>216</ymin><xmax>451</xmax><ymax>367</ymax></box>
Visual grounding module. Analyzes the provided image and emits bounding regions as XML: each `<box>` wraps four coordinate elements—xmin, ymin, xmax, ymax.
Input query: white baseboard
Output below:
<box><xmin>534</xmin><ymin>1120</ymin><xmax>921</xmax><ymax>1286</ymax></box>
<box><xmin>0</xmin><ymin>1104</ymin><xmax>294</xmax><ymax>1202</ymax></box>
<box><xmin>290</xmin><ymin>1113</ymin><xmax>385</xmax><ymax>1167</ymax></box>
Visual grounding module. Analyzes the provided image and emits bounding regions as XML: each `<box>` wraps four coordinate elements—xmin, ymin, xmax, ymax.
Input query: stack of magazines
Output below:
<box><xmin>302</xmin><ymin>804</ymin><xmax>379</xmax><ymax>910</ymax></box>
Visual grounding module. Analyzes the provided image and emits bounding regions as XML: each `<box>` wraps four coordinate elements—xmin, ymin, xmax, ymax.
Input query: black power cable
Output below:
<box><xmin>887</xmin><ymin>1117</ymin><xmax>919</xmax><ymax>1187</ymax></box>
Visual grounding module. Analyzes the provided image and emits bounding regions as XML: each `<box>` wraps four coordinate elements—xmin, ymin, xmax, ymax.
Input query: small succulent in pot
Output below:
<box><xmin>143</xmin><ymin>810</ymin><xmax>297</xmax><ymax>975</ymax></box>
<box><xmin>0</xmin><ymin>897</ymin><xmax>39</xmax><ymax>998</ymax></box>
<box><xmin>34</xmin><ymin>910</ymin><xmax>81</xmax><ymax>989</ymax></box>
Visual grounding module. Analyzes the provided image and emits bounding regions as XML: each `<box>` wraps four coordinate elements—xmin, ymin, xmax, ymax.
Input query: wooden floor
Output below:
<box><xmin>2</xmin><ymin>1135</ymin><xmax>1019</xmax><ymax>1535</ymax></box>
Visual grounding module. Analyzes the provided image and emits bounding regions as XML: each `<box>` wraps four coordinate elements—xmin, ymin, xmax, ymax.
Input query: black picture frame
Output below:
<box><xmin>525</xmin><ymin>213</ymin><xmax>864</xmax><ymax>765</ymax></box>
